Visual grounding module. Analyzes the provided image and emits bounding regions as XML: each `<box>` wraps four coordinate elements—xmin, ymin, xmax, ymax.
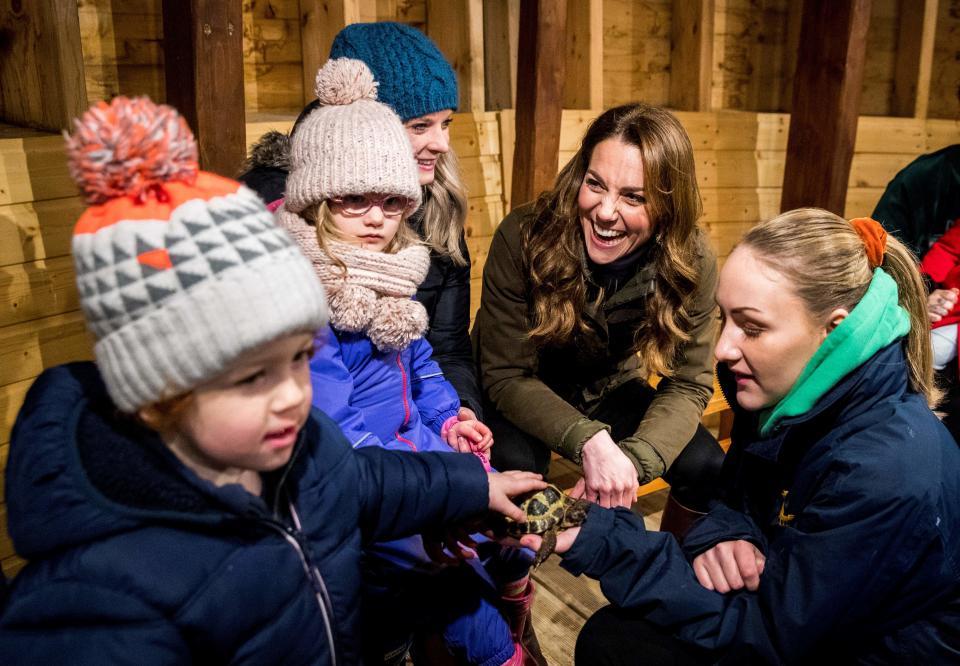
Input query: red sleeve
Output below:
<box><xmin>920</xmin><ymin>221</ymin><xmax>960</xmax><ymax>283</ymax></box>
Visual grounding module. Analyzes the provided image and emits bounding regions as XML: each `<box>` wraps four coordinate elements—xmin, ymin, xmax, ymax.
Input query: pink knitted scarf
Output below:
<box><xmin>277</xmin><ymin>208</ymin><xmax>430</xmax><ymax>351</ymax></box>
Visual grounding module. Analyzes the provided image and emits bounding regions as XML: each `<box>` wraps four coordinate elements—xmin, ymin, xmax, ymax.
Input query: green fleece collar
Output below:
<box><xmin>759</xmin><ymin>269</ymin><xmax>910</xmax><ymax>437</ymax></box>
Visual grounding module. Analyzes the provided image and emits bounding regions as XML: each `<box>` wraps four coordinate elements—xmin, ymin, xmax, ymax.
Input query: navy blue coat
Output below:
<box><xmin>561</xmin><ymin>344</ymin><xmax>960</xmax><ymax>663</ymax></box>
<box><xmin>0</xmin><ymin>362</ymin><xmax>490</xmax><ymax>665</ymax></box>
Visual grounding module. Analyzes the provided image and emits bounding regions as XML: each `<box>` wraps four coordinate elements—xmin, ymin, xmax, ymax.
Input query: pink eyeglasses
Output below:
<box><xmin>329</xmin><ymin>194</ymin><xmax>414</xmax><ymax>217</ymax></box>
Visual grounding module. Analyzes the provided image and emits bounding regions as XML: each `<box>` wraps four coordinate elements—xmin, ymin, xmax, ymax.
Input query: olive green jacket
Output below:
<box><xmin>472</xmin><ymin>207</ymin><xmax>717</xmax><ymax>483</ymax></box>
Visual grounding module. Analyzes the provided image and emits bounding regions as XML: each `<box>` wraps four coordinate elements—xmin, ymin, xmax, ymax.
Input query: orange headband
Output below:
<box><xmin>849</xmin><ymin>217</ymin><xmax>887</xmax><ymax>269</ymax></box>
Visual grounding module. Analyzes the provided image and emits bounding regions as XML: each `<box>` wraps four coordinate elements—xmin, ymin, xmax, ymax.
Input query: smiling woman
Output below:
<box><xmin>473</xmin><ymin>103</ymin><xmax>725</xmax><ymax>527</ymax></box>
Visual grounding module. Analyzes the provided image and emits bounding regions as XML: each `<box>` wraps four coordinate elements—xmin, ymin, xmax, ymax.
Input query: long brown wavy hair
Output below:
<box><xmin>522</xmin><ymin>103</ymin><xmax>704</xmax><ymax>377</ymax></box>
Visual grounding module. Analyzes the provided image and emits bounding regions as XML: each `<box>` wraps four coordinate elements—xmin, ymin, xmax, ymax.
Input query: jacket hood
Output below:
<box><xmin>5</xmin><ymin>363</ymin><xmax>259</xmax><ymax>559</ymax></box>
<box><xmin>242</xmin><ymin>130</ymin><xmax>291</xmax><ymax>172</ymax></box>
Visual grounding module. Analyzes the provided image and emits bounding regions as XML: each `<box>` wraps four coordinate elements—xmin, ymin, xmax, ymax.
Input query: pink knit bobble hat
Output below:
<box><xmin>284</xmin><ymin>58</ymin><xmax>422</xmax><ymax>214</ymax></box>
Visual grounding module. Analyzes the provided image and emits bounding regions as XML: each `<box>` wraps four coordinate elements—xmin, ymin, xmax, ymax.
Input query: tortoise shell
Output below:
<box><xmin>504</xmin><ymin>484</ymin><xmax>589</xmax><ymax>537</ymax></box>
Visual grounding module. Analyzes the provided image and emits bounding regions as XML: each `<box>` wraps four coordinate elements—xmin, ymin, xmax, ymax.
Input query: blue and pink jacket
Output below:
<box><xmin>310</xmin><ymin>326</ymin><xmax>459</xmax><ymax>456</ymax></box>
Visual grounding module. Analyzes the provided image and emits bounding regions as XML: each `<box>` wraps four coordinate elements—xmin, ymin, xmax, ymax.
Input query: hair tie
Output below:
<box><xmin>849</xmin><ymin>217</ymin><xmax>887</xmax><ymax>269</ymax></box>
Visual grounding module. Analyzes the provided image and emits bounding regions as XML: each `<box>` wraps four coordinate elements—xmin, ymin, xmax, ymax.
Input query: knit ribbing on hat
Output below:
<box><xmin>329</xmin><ymin>22</ymin><xmax>458</xmax><ymax>122</ymax></box>
<box><xmin>276</xmin><ymin>208</ymin><xmax>429</xmax><ymax>351</ymax></box>
<box><xmin>285</xmin><ymin>58</ymin><xmax>422</xmax><ymax>215</ymax></box>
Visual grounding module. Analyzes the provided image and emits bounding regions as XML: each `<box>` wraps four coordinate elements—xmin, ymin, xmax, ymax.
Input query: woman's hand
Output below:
<box><xmin>927</xmin><ymin>288</ymin><xmax>959</xmax><ymax>323</ymax></box>
<box><xmin>692</xmin><ymin>540</ymin><xmax>766</xmax><ymax>593</ymax></box>
<box><xmin>487</xmin><ymin>471</ymin><xmax>547</xmax><ymax>523</ymax></box>
<box><xmin>580</xmin><ymin>431</ymin><xmax>639</xmax><ymax>509</ymax></box>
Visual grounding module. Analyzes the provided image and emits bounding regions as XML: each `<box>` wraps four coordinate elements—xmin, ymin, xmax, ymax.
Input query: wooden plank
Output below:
<box><xmin>670</xmin><ymin>0</ymin><xmax>714</xmax><ymax>111</ymax></box>
<box><xmin>459</xmin><ymin>155</ymin><xmax>502</xmax><ymax>199</ymax></box>
<box><xmin>0</xmin><ymin>198</ymin><xmax>84</xmax><ymax>268</ymax></box>
<box><xmin>482</xmin><ymin>0</ymin><xmax>519</xmax><ymax>110</ymax></box>
<box><xmin>564</xmin><ymin>0</ymin><xmax>603</xmax><ymax>109</ymax></box>
<box><xmin>604</xmin><ymin>0</ymin><xmax>672</xmax><ymax>108</ymax></box>
<box><xmin>781</xmin><ymin>0</ymin><xmax>872</xmax><ymax>215</ymax></box>
<box><xmin>925</xmin><ymin>118</ymin><xmax>960</xmax><ymax>152</ymax></box>
<box><xmin>299</xmin><ymin>1</ymin><xmax>361</xmax><ymax>107</ymax></box>
<box><xmin>0</xmin><ymin>0</ymin><xmax>88</xmax><ymax>131</ymax></box>
<box><xmin>427</xmin><ymin>0</ymin><xmax>485</xmax><ymax>113</ymax></box>
<box><xmin>498</xmin><ymin>109</ymin><xmax>516</xmax><ymax>210</ymax></box>
<box><xmin>0</xmin><ymin>133</ymin><xmax>76</xmax><ymax>206</ymax></box>
<box><xmin>0</xmin><ymin>311</ymin><xmax>93</xmax><ymax>388</ymax></box>
<box><xmin>893</xmin><ymin>0</ymin><xmax>938</xmax><ymax>118</ymax></box>
<box><xmin>464</xmin><ymin>195</ymin><xmax>504</xmax><ymax>239</ymax></box>
<box><xmin>0</xmin><ymin>256</ymin><xmax>79</xmax><ymax>330</ymax></box>
<box><xmin>449</xmin><ymin>112</ymin><xmax>502</xmax><ymax>157</ymax></box>
<box><xmin>0</xmin><ymin>377</ymin><xmax>32</xmax><ymax>447</ymax></box>
<box><xmin>928</xmin><ymin>0</ymin><xmax>960</xmax><ymax>119</ymax></box>
<box><xmin>162</xmin><ymin>0</ymin><xmax>245</xmax><ymax>177</ymax></box>
<box><xmin>511</xmin><ymin>0</ymin><xmax>568</xmax><ymax>209</ymax></box>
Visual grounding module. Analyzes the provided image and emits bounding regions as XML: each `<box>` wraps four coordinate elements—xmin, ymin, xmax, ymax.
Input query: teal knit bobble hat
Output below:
<box><xmin>329</xmin><ymin>22</ymin><xmax>458</xmax><ymax>122</ymax></box>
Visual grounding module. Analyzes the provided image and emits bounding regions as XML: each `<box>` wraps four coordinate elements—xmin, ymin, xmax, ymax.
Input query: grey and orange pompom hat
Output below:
<box><xmin>65</xmin><ymin>96</ymin><xmax>328</xmax><ymax>412</ymax></box>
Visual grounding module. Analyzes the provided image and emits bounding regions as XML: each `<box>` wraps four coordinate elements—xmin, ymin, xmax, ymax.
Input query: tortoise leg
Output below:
<box><xmin>533</xmin><ymin>530</ymin><xmax>557</xmax><ymax>568</ymax></box>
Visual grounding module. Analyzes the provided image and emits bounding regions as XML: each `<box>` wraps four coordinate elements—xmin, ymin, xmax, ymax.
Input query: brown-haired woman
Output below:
<box><xmin>473</xmin><ymin>103</ymin><xmax>726</xmax><ymax>521</ymax></box>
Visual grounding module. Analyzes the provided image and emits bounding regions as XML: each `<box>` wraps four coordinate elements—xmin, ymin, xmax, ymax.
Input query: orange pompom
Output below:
<box><xmin>65</xmin><ymin>96</ymin><xmax>199</xmax><ymax>204</ymax></box>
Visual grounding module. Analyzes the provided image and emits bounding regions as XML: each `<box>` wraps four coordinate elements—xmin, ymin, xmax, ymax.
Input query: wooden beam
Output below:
<box><xmin>778</xmin><ymin>0</ymin><xmax>804</xmax><ymax>113</ymax></box>
<box><xmin>780</xmin><ymin>0</ymin><xmax>872</xmax><ymax>215</ymax></box>
<box><xmin>892</xmin><ymin>0</ymin><xmax>938</xmax><ymax>118</ymax></box>
<box><xmin>0</xmin><ymin>0</ymin><xmax>87</xmax><ymax>131</ymax></box>
<box><xmin>427</xmin><ymin>0</ymin><xmax>485</xmax><ymax>113</ymax></box>
<box><xmin>300</xmin><ymin>1</ymin><xmax>362</xmax><ymax>106</ymax></box>
<box><xmin>483</xmin><ymin>0</ymin><xmax>520</xmax><ymax>110</ymax></box>
<box><xmin>670</xmin><ymin>0</ymin><xmax>714</xmax><ymax>111</ymax></box>
<box><xmin>162</xmin><ymin>0</ymin><xmax>245</xmax><ymax>178</ymax></box>
<box><xmin>564</xmin><ymin>0</ymin><xmax>603</xmax><ymax>110</ymax></box>
<box><xmin>511</xmin><ymin>0</ymin><xmax>567</xmax><ymax>209</ymax></box>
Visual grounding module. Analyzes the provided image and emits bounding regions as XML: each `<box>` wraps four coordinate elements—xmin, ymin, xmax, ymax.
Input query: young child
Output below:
<box><xmin>918</xmin><ymin>221</ymin><xmax>960</xmax><ymax>373</ymax></box>
<box><xmin>0</xmin><ymin>96</ymin><xmax>544</xmax><ymax>664</ymax></box>
<box><xmin>277</xmin><ymin>58</ymin><xmax>542</xmax><ymax>666</ymax></box>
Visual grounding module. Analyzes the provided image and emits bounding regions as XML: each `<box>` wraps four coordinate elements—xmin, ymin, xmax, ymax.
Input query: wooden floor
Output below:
<box><xmin>528</xmin><ymin>458</ymin><xmax>668</xmax><ymax>665</ymax></box>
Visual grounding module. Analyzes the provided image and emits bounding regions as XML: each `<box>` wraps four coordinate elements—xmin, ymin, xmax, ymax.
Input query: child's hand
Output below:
<box><xmin>519</xmin><ymin>526</ymin><xmax>582</xmax><ymax>556</ymax></box>
<box><xmin>423</xmin><ymin>527</ymin><xmax>478</xmax><ymax>565</ymax></box>
<box><xmin>488</xmin><ymin>471</ymin><xmax>547</xmax><ymax>523</ymax></box>
<box><xmin>446</xmin><ymin>418</ymin><xmax>493</xmax><ymax>454</ymax></box>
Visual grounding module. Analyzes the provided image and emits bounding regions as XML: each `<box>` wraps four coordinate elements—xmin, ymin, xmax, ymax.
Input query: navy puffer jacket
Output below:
<box><xmin>0</xmin><ymin>362</ymin><xmax>489</xmax><ymax>664</ymax></box>
<box><xmin>561</xmin><ymin>344</ymin><xmax>960</xmax><ymax>663</ymax></box>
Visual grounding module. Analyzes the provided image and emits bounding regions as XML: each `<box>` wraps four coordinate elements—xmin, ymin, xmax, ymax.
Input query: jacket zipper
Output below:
<box><xmin>261</xmin><ymin>512</ymin><xmax>338</xmax><ymax>666</ymax></box>
<box><xmin>394</xmin><ymin>351</ymin><xmax>418</xmax><ymax>451</ymax></box>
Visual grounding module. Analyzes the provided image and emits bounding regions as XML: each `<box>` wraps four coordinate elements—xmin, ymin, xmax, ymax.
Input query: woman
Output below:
<box><xmin>524</xmin><ymin>210</ymin><xmax>960</xmax><ymax>663</ymax></box>
<box><xmin>473</xmin><ymin>103</ymin><xmax>725</xmax><ymax>526</ymax></box>
<box><xmin>240</xmin><ymin>21</ymin><xmax>482</xmax><ymax>420</ymax></box>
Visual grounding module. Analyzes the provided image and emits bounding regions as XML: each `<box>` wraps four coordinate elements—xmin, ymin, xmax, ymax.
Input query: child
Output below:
<box><xmin>0</xmin><ymin>96</ymin><xmax>544</xmax><ymax>664</ymax></box>
<box><xmin>917</xmin><ymin>221</ymin><xmax>960</xmax><ymax>372</ymax></box>
<box><xmin>277</xmin><ymin>58</ymin><xmax>541</xmax><ymax>666</ymax></box>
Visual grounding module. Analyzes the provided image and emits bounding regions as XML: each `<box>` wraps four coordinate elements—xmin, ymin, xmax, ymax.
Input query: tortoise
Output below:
<box><xmin>494</xmin><ymin>483</ymin><xmax>591</xmax><ymax>567</ymax></box>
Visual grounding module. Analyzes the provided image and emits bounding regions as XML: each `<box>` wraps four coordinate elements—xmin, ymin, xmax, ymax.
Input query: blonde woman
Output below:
<box><xmin>526</xmin><ymin>210</ymin><xmax>960</xmax><ymax>664</ymax></box>
<box><xmin>473</xmin><ymin>103</ymin><xmax>725</xmax><ymax>529</ymax></box>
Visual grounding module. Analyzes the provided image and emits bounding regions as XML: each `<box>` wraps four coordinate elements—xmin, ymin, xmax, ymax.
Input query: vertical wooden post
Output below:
<box><xmin>300</xmin><ymin>1</ymin><xmax>362</xmax><ymax>106</ymax></box>
<box><xmin>483</xmin><ymin>0</ymin><xmax>520</xmax><ymax>110</ymax></box>
<box><xmin>778</xmin><ymin>0</ymin><xmax>804</xmax><ymax>112</ymax></box>
<box><xmin>511</xmin><ymin>0</ymin><xmax>567</xmax><ymax>209</ymax></box>
<box><xmin>162</xmin><ymin>0</ymin><xmax>245</xmax><ymax>177</ymax></box>
<box><xmin>427</xmin><ymin>0</ymin><xmax>485</xmax><ymax>113</ymax></box>
<box><xmin>892</xmin><ymin>0</ymin><xmax>938</xmax><ymax>118</ymax></box>
<box><xmin>670</xmin><ymin>0</ymin><xmax>714</xmax><ymax>111</ymax></box>
<box><xmin>564</xmin><ymin>0</ymin><xmax>603</xmax><ymax>110</ymax></box>
<box><xmin>780</xmin><ymin>0</ymin><xmax>871</xmax><ymax>215</ymax></box>
<box><xmin>0</xmin><ymin>0</ymin><xmax>88</xmax><ymax>131</ymax></box>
